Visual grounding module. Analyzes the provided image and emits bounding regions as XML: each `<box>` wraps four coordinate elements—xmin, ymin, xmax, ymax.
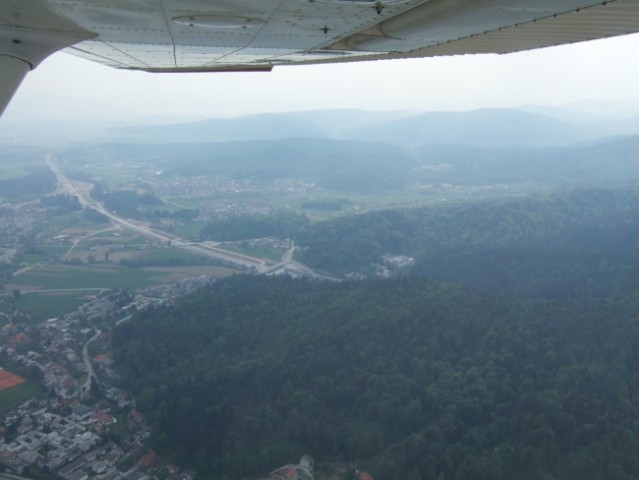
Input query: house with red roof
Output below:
<box><xmin>139</xmin><ymin>451</ymin><xmax>157</xmax><ymax>468</ymax></box>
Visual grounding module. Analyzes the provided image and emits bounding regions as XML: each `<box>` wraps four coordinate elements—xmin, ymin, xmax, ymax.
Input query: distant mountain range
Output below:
<box><xmin>414</xmin><ymin>134</ymin><xmax>639</xmax><ymax>185</ymax></box>
<box><xmin>347</xmin><ymin>109</ymin><xmax>588</xmax><ymax>147</ymax></box>
<box><xmin>4</xmin><ymin>104</ymin><xmax>639</xmax><ymax>149</ymax></box>
<box><xmin>63</xmin><ymin>129</ymin><xmax>639</xmax><ymax>192</ymax></box>
<box><xmin>50</xmin><ymin>104</ymin><xmax>639</xmax><ymax>193</ymax></box>
<box><xmin>106</xmin><ymin>107</ymin><xmax>639</xmax><ymax>148</ymax></box>
<box><xmin>107</xmin><ymin>109</ymin><xmax>412</xmax><ymax>144</ymax></box>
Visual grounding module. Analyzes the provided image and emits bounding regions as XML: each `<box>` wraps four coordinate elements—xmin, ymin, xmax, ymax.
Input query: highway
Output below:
<box><xmin>262</xmin><ymin>243</ymin><xmax>339</xmax><ymax>281</ymax></box>
<box><xmin>45</xmin><ymin>155</ymin><xmax>273</xmax><ymax>272</ymax></box>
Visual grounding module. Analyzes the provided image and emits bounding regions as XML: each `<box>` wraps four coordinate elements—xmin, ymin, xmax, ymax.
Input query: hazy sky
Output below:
<box><xmin>3</xmin><ymin>32</ymin><xmax>639</xmax><ymax>124</ymax></box>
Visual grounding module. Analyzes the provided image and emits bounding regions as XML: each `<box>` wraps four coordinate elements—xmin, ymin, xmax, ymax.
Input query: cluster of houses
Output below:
<box><xmin>0</xmin><ymin>200</ymin><xmax>45</xmax><ymax>247</ymax></box>
<box><xmin>0</xmin><ymin>247</ymin><xmax>17</xmax><ymax>264</ymax></box>
<box><xmin>250</xmin><ymin>456</ymin><xmax>375</xmax><ymax>480</ymax></box>
<box><xmin>0</xmin><ymin>280</ymin><xmax>212</xmax><ymax>479</ymax></box>
<box><xmin>374</xmin><ymin>254</ymin><xmax>416</xmax><ymax>278</ymax></box>
<box><xmin>252</xmin><ymin>455</ymin><xmax>315</xmax><ymax>480</ymax></box>
<box><xmin>0</xmin><ymin>405</ymin><xmax>102</xmax><ymax>473</ymax></box>
<box><xmin>221</xmin><ymin>237</ymin><xmax>292</xmax><ymax>252</ymax></box>
<box><xmin>0</xmin><ymin>399</ymin><xmax>194</xmax><ymax>480</ymax></box>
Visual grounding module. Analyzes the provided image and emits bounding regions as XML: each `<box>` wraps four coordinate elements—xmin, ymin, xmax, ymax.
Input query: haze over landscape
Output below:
<box><xmin>3</xmin><ymin>31</ymin><xmax>639</xmax><ymax>125</ymax></box>
<box><xmin>3</xmin><ymin>31</ymin><xmax>639</xmax><ymax>480</ymax></box>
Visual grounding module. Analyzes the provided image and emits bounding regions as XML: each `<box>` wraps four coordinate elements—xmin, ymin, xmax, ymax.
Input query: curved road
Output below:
<box><xmin>81</xmin><ymin>328</ymin><xmax>101</xmax><ymax>397</ymax></box>
<box><xmin>63</xmin><ymin>226</ymin><xmax>119</xmax><ymax>259</ymax></box>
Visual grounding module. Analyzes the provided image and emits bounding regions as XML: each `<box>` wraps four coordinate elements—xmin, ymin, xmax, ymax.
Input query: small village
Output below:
<box><xmin>0</xmin><ymin>159</ymin><xmax>370</xmax><ymax>480</ymax></box>
<box><xmin>0</xmin><ymin>279</ymin><xmax>209</xmax><ymax>480</ymax></box>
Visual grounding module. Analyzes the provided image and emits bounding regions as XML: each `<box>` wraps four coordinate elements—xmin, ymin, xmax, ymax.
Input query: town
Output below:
<box><xmin>0</xmin><ymin>279</ymin><xmax>376</xmax><ymax>480</ymax></box>
<box><xmin>0</xmin><ymin>279</ymin><xmax>208</xmax><ymax>480</ymax></box>
<box><xmin>0</xmin><ymin>157</ymin><xmax>362</xmax><ymax>480</ymax></box>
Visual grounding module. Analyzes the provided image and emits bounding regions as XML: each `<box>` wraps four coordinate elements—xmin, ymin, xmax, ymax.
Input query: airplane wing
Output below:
<box><xmin>2</xmin><ymin>0</ymin><xmax>639</xmax><ymax>116</ymax></box>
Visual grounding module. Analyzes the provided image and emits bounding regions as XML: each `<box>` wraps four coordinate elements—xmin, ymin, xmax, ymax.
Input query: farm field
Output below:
<box><xmin>0</xmin><ymin>149</ymin><xmax>46</xmax><ymax>179</ymax></box>
<box><xmin>140</xmin><ymin>265</ymin><xmax>236</xmax><ymax>279</ymax></box>
<box><xmin>7</xmin><ymin>262</ymin><xmax>237</xmax><ymax>293</ymax></box>
<box><xmin>0</xmin><ymin>369</ymin><xmax>25</xmax><ymax>390</ymax></box>
<box><xmin>0</xmin><ymin>367</ymin><xmax>41</xmax><ymax>412</ymax></box>
<box><xmin>0</xmin><ymin>291</ymin><xmax>89</xmax><ymax>324</ymax></box>
<box><xmin>8</xmin><ymin>264</ymin><xmax>162</xmax><ymax>290</ymax></box>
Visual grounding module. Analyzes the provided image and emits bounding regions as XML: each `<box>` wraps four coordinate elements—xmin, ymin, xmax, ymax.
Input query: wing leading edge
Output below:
<box><xmin>1</xmin><ymin>0</ymin><xmax>639</xmax><ymax>116</ymax></box>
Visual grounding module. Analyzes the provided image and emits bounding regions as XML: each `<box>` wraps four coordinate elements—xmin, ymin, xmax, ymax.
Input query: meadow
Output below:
<box><xmin>0</xmin><ymin>367</ymin><xmax>42</xmax><ymax>412</ymax></box>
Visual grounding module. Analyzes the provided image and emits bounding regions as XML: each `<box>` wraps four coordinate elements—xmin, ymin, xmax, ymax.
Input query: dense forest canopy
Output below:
<box><xmin>111</xmin><ymin>187</ymin><xmax>639</xmax><ymax>480</ymax></box>
<box><xmin>91</xmin><ymin>184</ymin><xmax>198</xmax><ymax>222</ymax></box>
<box><xmin>40</xmin><ymin>194</ymin><xmax>82</xmax><ymax>214</ymax></box>
<box><xmin>0</xmin><ymin>168</ymin><xmax>56</xmax><ymax>200</ymax></box>
<box><xmin>112</xmin><ymin>276</ymin><xmax>639</xmax><ymax>480</ymax></box>
<box><xmin>294</xmin><ymin>188</ymin><xmax>639</xmax><ymax>277</ymax></box>
<box><xmin>60</xmin><ymin>120</ymin><xmax>639</xmax><ymax>193</ymax></box>
<box><xmin>200</xmin><ymin>211</ymin><xmax>308</xmax><ymax>242</ymax></box>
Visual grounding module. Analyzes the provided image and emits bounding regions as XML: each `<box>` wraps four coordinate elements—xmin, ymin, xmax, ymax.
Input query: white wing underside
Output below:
<box><xmin>25</xmin><ymin>0</ymin><xmax>639</xmax><ymax>70</ymax></box>
<box><xmin>1</xmin><ymin>0</ymin><xmax>639</xmax><ymax>114</ymax></box>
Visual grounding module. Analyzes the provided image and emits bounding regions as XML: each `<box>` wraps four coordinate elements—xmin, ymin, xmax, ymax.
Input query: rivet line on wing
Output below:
<box><xmin>66</xmin><ymin>45</ymin><xmax>133</xmax><ymax>69</ymax></box>
<box><xmin>202</xmin><ymin>0</ymin><xmax>289</xmax><ymax>67</ymax></box>
<box><xmin>313</xmin><ymin>0</ymin><xmax>429</xmax><ymax>51</ymax></box>
<box><xmin>420</xmin><ymin>0</ymin><xmax>621</xmax><ymax>52</ymax></box>
<box><xmin>157</xmin><ymin>0</ymin><xmax>178</xmax><ymax>68</ymax></box>
<box><xmin>102</xmin><ymin>41</ymin><xmax>153</xmax><ymax>68</ymax></box>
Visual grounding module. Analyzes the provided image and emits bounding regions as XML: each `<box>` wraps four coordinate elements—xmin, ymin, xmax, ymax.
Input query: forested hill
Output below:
<box><xmin>112</xmin><ymin>275</ymin><xmax>639</xmax><ymax>480</ymax></box>
<box><xmin>0</xmin><ymin>168</ymin><xmax>56</xmax><ymax>200</ymax></box>
<box><xmin>295</xmin><ymin>188</ymin><xmax>639</xmax><ymax>289</ymax></box>
<box><xmin>63</xmin><ymin>131</ymin><xmax>639</xmax><ymax>192</ymax></box>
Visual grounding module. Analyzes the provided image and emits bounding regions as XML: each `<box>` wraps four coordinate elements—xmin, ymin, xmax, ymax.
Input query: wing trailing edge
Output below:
<box><xmin>1</xmin><ymin>0</ymin><xmax>639</xmax><ymax>117</ymax></box>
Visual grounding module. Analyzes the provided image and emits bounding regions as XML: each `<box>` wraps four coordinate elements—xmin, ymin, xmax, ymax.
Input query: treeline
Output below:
<box><xmin>40</xmin><ymin>194</ymin><xmax>81</xmax><ymax>214</ymax></box>
<box><xmin>112</xmin><ymin>275</ymin><xmax>639</xmax><ymax>480</ymax></box>
<box><xmin>294</xmin><ymin>188</ymin><xmax>639</xmax><ymax>275</ymax></box>
<box><xmin>200</xmin><ymin>212</ymin><xmax>308</xmax><ymax>241</ymax></box>
<box><xmin>412</xmin><ymin>247</ymin><xmax>639</xmax><ymax>298</ymax></box>
<box><xmin>83</xmin><ymin>209</ymin><xmax>110</xmax><ymax>224</ymax></box>
<box><xmin>119</xmin><ymin>251</ymin><xmax>216</xmax><ymax>268</ymax></box>
<box><xmin>92</xmin><ymin>184</ymin><xmax>161</xmax><ymax>217</ymax></box>
<box><xmin>91</xmin><ymin>184</ymin><xmax>197</xmax><ymax>222</ymax></box>
<box><xmin>0</xmin><ymin>169</ymin><xmax>56</xmax><ymax>200</ymax></box>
